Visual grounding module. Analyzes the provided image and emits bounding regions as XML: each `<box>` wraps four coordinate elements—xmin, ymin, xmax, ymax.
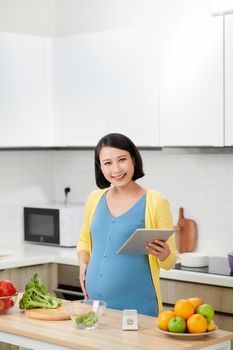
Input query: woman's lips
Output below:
<box><xmin>112</xmin><ymin>174</ymin><xmax>126</xmax><ymax>180</ymax></box>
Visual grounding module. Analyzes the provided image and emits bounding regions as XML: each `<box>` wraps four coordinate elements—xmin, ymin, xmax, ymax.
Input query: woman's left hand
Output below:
<box><xmin>146</xmin><ymin>239</ymin><xmax>170</xmax><ymax>261</ymax></box>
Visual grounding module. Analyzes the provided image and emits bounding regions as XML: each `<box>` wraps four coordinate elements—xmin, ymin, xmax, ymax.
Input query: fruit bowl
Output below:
<box><xmin>65</xmin><ymin>299</ymin><xmax>107</xmax><ymax>330</ymax></box>
<box><xmin>157</xmin><ymin>327</ymin><xmax>218</xmax><ymax>340</ymax></box>
<box><xmin>0</xmin><ymin>292</ymin><xmax>18</xmax><ymax>314</ymax></box>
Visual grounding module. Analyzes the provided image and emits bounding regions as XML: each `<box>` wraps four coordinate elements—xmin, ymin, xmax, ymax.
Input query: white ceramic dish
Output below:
<box><xmin>180</xmin><ymin>252</ymin><xmax>209</xmax><ymax>267</ymax></box>
<box><xmin>157</xmin><ymin>327</ymin><xmax>217</xmax><ymax>340</ymax></box>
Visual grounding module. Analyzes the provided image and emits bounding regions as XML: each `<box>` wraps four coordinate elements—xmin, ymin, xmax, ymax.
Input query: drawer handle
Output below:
<box><xmin>53</xmin><ymin>288</ymin><xmax>84</xmax><ymax>297</ymax></box>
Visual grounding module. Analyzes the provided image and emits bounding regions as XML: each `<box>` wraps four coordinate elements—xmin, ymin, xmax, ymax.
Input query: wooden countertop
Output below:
<box><xmin>0</xmin><ymin>306</ymin><xmax>233</xmax><ymax>350</ymax></box>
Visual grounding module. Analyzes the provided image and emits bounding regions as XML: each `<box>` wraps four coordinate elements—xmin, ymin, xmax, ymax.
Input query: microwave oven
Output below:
<box><xmin>24</xmin><ymin>204</ymin><xmax>84</xmax><ymax>247</ymax></box>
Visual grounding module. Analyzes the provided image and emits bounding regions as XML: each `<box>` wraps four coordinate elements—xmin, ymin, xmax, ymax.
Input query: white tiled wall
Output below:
<box><xmin>140</xmin><ymin>149</ymin><xmax>233</xmax><ymax>256</ymax></box>
<box><xmin>0</xmin><ymin>149</ymin><xmax>233</xmax><ymax>256</ymax></box>
<box><xmin>0</xmin><ymin>151</ymin><xmax>55</xmax><ymax>247</ymax></box>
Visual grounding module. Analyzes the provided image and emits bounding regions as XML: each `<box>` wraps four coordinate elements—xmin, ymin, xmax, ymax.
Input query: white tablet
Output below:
<box><xmin>116</xmin><ymin>228</ymin><xmax>174</xmax><ymax>255</ymax></box>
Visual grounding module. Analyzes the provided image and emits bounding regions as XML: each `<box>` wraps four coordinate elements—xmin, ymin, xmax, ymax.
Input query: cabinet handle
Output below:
<box><xmin>53</xmin><ymin>288</ymin><xmax>84</xmax><ymax>297</ymax></box>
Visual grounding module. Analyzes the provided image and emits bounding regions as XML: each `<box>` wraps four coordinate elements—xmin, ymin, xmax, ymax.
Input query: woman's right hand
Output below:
<box><xmin>78</xmin><ymin>250</ymin><xmax>90</xmax><ymax>299</ymax></box>
<box><xmin>79</xmin><ymin>261</ymin><xmax>89</xmax><ymax>299</ymax></box>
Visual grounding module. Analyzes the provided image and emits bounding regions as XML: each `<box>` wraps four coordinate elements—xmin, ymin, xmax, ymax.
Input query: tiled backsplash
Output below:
<box><xmin>0</xmin><ymin>149</ymin><xmax>233</xmax><ymax>256</ymax></box>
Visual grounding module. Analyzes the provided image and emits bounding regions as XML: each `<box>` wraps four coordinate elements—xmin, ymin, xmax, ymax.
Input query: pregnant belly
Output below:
<box><xmin>85</xmin><ymin>254</ymin><xmax>153</xmax><ymax>300</ymax></box>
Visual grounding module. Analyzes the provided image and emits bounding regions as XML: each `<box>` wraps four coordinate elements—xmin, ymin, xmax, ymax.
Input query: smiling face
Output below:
<box><xmin>99</xmin><ymin>146</ymin><xmax>135</xmax><ymax>188</ymax></box>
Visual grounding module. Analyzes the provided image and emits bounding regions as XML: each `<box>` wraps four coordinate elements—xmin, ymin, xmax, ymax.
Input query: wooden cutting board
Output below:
<box><xmin>175</xmin><ymin>207</ymin><xmax>197</xmax><ymax>253</ymax></box>
<box><xmin>25</xmin><ymin>305</ymin><xmax>70</xmax><ymax>321</ymax></box>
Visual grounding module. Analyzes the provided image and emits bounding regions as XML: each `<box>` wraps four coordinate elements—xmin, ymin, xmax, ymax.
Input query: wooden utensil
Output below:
<box><xmin>175</xmin><ymin>207</ymin><xmax>197</xmax><ymax>253</ymax></box>
<box><xmin>25</xmin><ymin>305</ymin><xmax>70</xmax><ymax>321</ymax></box>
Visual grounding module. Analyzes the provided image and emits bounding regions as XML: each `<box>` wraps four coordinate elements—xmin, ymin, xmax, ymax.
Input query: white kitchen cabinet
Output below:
<box><xmin>225</xmin><ymin>15</ymin><xmax>233</xmax><ymax>146</ymax></box>
<box><xmin>159</xmin><ymin>0</ymin><xmax>224</xmax><ymax>146</ymax></box>
<box><xmin>0</xmin><ymin>33</ymin><xmax>53</xmax><ymax>147</ymax></box>
<box><xmin>53</xmin><ymin>27</ymin><xmax>160</xmax><ymax>147</ymax></box>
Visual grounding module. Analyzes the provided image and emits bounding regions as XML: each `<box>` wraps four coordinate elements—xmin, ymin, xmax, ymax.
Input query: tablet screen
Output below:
<box><xmin>116</xmin><ymin>228</ymin><xmax>174</xmax><ymax>255</ymax></box>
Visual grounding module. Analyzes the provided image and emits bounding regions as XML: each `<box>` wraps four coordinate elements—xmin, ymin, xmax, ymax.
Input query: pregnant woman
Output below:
<box><xmin>77</xmin><ymin>133</ymin><xmax>177</xmax><ymax>316</ymax></box>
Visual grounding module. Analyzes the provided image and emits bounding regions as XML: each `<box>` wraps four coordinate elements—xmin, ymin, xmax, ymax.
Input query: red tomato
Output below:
<box><xmin>0</xmin><ymin>280</ymin><xmax>17</xmax><ymax>297</ymax></box>
<box><xmin>4</xmin><ymin>298</ymin><xmax>14</xmax><ymax>309</ymax></box>
<box><xmin>0</xmin><ymin>299</ymin><xmax>5</xmax><ymax>313</ymax></box>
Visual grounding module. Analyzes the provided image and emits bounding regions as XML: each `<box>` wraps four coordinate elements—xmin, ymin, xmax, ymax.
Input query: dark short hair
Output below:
<box><xmin>94</xmin><ymin>133</ymin><xmax>145</xmax><ymax>189</ymax></box>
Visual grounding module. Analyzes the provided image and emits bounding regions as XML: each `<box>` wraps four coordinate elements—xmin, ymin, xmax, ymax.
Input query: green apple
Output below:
<box><xmin>197</xmin><ymin>304</ymin><xmax>215</xmax><ymax>322</ymax></box>
<box><xmin>168</xmin><ymin>316</ymin><xmax>186</xmax><ymax>333</ymax></box>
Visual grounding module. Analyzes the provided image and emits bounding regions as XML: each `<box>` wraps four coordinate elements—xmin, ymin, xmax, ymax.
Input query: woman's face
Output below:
<box><xmin>99</xmin><ymin>146</ymin><xmax>135</xmax><ymax>188</ymax></box>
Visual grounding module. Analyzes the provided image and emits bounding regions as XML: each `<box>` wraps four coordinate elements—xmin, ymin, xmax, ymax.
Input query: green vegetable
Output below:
<box><xmin>75</xmin><ymin>311</ymin><xmax>99</xmax><ymax>327</ymax></box>
<box><xmin>19</xmin><ymin>273</ymin><xmax>62</xmax><ymax>310</ymax></box>
<box><xmin>25</xmin><ymin>273</ymin><xmax>47</xmax><ymax>294</ymax></box>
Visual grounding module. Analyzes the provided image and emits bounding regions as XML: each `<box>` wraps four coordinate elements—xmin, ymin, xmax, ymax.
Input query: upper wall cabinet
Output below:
<box><xmin>159</xmin><ymin>1</ymin><xmax>224</xmax><ymax>147</ymax></box>
<box><xmin>0</xmin><ymin>33</ymin><xmax>53</xmax><ymax>147</ymax></box>
<box><xmin>53</xmin><ymin>27</ymin><xmax>160</xmax><ymax>147</ymax></box>
<box><xmin>225</xmin><ymin>15</ymin><xmax>233</xmax><ymax>146</ymax></box>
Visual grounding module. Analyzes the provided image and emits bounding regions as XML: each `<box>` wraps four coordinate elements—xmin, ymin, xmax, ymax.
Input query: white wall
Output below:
<box><xmin>140</xmin><ymin>149</ymin><xmax>233</xmax><ymax>256</ymax></box>
<box><xmin>0</xmin><ymin>149</ymin><xmax>233</xmax><ymax>255</ymax></box>
<box><xmin>0</xmin><ymin>0</ymin><xmax>161</xmax><ymax>37</ymax></box>
<box><xmin>0</xmin><ymin>0</ymin><xmax>55</xmax><ymax>36</ymax></box>
<box><xmin>54</xmin><ymin>0</ymin><xmax>160</xmax><ymax>36</ymax></box>
<box><xmin>0</xmin><ymin>151</ymin><xmax>55</xmax><ymax>247</ymax></box>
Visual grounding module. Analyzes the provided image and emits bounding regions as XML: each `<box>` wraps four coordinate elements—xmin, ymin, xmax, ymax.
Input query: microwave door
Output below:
<box><xmin>24</xmin><ymin>208</ymin><xmax>60</xmax><ymax>245</ymax></box>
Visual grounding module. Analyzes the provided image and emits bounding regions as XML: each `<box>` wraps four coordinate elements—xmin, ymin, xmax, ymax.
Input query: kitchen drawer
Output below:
<box><xmin>57</xmin><ymin>264</ymin><xmax>79</xmax><ymax>288</ymax></box>
<box><xmin>0</xmin><ymin>343</ymin><xmax>18</xmax><ymax>350</ymax></box>
<box><xmin>161</xmin><ymin>279</ymin><xmax>233</xmax><ymax>314</ymax></box>
<box><xmin>54</xmin><ymin>264</ymin><xmax>83</xmax><ymax>301</ymax></box>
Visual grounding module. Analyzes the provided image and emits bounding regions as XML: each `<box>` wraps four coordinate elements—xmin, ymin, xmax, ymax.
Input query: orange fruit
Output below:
<box><xmin>188</xmin><ymin>297</ymin><xmax>203</xmax><ymax>311</ymax></box>
<box><xmin>187</xmin><ymin>314</ymin><xmax>208</xmax><ymax>333</ymax></box>
<box><xmin>157</xmin><ymin>310</ymin><xmax>176</xmax><ymax>331</ymax></box>
<box><xmin>174</xmin><ymin>299</ymin><xmax>195</xmax><ymax>320</ymax></box>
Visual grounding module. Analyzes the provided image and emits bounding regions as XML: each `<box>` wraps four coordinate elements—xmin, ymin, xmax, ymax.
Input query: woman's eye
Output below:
<box><xmin>119</xmin><ymin>158</ymin><xmax>126</xmax><ymax>162</ymax></box>
<box><xmin>104</xmin><ymin>161</ymin><xmax>111</xmax><ymax>166</ymax></box>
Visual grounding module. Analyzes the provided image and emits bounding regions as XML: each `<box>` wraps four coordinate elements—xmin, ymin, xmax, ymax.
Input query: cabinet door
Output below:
<box><xmin>225</xmin><ymin>15</ymin><xmax>233</xmax><ymax>146</ymax></box>
<box><xmin>9</xmin><ymin>263</ymin><xmax>57</xmax><ymax>293</ymax></box>
<box><xmin>159</xmin><ymin>0</ymin><xmax>224</xmax><ymax>146</ymax></box>
<box><xmin>0</xmin><ymin>269</ymin><xmax>10</xmax><ymax>280</ymax></box>
<box><xmin>0</xmin><ymin>33</ymin><xmax>52</xmax><ymax>146</ymax></box>
<box><xmin>54</xmin><ymin>27</ymin><xmax>160</xmax><ymax>147</ymax></box>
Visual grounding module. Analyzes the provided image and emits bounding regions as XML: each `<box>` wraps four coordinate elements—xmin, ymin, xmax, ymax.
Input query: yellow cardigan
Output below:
<box><xmin>77</xmin><ymin>188</ymin><xmax>177</xmax><ymax>313</ymax></box>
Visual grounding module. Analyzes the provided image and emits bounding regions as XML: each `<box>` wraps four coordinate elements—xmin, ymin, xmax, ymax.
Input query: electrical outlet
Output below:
<box><xmin>64</xmin><ymin>187</ymin><xmax>71</xmax><ymax>195</ymax></box>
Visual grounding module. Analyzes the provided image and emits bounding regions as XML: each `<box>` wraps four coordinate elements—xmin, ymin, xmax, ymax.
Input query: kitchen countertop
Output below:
<box><xmin>0</xmin><ymin>302</ymin><xmax>233</xmax><ymax>350</ymax></box>
<box><xmin>0</xmin><ymin>243</ymin><xmax>233</xmax><ymax>288</ymax></box>
<box><xmin>0</xmin><ymin>244</ymin><xmax>78</xmax><ymax>269</ymax></box>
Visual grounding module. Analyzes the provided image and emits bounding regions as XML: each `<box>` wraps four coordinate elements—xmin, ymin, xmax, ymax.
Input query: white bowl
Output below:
<box><xmin>180</xmin><ymin>253</ymin><xmax>209</xmax><ymax>267</ymax></box>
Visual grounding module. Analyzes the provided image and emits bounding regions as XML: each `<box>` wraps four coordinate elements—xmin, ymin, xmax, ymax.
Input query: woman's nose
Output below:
<box><xmin>112</xmin><ymin>161</ymin><xmax>121</xmax><ymax>173</ymax></box>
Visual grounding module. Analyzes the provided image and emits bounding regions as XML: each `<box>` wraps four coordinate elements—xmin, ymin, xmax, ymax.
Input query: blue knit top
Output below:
<box><xmin>85</xmin><ymin>192</ymin><xmax>158</xmax><ymax>316</ymax></box>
